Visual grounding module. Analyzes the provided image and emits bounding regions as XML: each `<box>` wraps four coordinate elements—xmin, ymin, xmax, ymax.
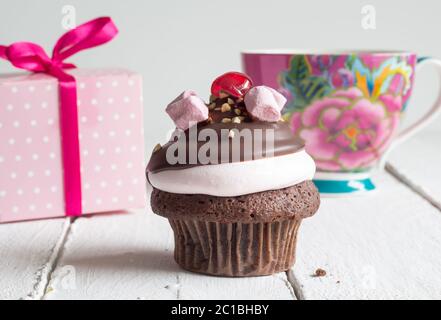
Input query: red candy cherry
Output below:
<box><xmin>211</xmin><ymin>72</ymin><xmax>253</xmax><ymax>98</ymax></box>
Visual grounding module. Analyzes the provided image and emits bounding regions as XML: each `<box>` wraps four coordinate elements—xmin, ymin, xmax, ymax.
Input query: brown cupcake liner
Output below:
<box><xmin>168</xmin><ymin>218</ymin><xmax>301</xmax><ymax>277</ymax></box>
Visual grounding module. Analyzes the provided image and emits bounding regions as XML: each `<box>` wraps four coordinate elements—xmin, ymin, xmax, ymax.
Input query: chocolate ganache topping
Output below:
<box><xmin>147</xmin><ymin>121</ymin><xmax>304</xmax><ymax>173</ymax></box>
<box><xmin>147</xmin><ymin>71</ymin><xmax>305</xmax><ymax>174</ymax></box>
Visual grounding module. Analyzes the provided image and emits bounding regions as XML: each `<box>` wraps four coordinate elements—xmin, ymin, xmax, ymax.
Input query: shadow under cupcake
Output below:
<box><xmin>147</xmin><ymin>72</ymin><xmax>320</xmax><ymax>277</ymax></box>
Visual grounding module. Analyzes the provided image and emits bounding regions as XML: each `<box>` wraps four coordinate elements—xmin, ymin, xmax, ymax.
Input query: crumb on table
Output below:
<box><xmin>314</xmin><ymin>268</ymin><xmax>327</xmax><ymax>277</ymax></box>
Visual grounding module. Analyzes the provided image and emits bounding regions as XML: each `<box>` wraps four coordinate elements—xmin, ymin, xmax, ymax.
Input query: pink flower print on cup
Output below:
<box><xmin>291</xmin><ymin>88</ymin><xmax>400</xmax><ymax>171</ymax></box>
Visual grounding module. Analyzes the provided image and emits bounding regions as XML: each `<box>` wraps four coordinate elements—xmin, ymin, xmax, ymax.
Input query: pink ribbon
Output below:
<box><xmin>0</xmin><ymin>17</ymin><xmax>118</xmax><ymax>216</ymax></box>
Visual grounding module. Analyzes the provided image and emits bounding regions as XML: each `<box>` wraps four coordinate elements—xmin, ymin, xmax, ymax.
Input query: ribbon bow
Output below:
<box><xmin>0</xmin><ymin>17</ymin><xmax>118</xmax><ymax>216</ymax></box>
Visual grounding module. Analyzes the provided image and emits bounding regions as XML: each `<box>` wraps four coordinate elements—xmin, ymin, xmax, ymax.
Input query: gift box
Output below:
<box><xmin>0</xmin><ymin>17</ymin><xmax>145</xmax><ymax>223</ymax></box>
<box><xmin>0</xmin><ymin>69</ymin><xmax>145</xmax><ymax>223</ymax></box>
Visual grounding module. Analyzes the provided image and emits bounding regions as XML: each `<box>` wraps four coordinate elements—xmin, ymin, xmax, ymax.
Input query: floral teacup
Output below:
<box><xmin>243</xmin><ymin>50</ymin><xmax>441</xmax><ymax>195</ymax></box>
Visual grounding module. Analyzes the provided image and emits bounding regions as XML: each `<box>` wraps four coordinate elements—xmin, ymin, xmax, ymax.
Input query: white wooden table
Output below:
<box><xmin>1</xmin><ymin>132</ymin><xmax>441</xmax><ymax>300</ymax></box>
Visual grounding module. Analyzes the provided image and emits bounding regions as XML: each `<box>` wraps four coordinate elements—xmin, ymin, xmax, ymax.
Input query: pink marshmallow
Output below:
<box><xmin>166</xmin><ymin>90</ymin><xmax>208</xmax><ymax>130</ymax></box>
<box><xmin>244</xmin><ymin>86</ymin><xmax>287</xmax><ymax>122</ymax></box>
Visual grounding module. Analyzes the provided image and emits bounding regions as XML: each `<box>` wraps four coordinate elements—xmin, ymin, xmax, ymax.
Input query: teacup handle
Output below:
<box><xmin>379</xmin><ymin>57</ymin><xmax>441</xmax><ymax>169</ymax></box>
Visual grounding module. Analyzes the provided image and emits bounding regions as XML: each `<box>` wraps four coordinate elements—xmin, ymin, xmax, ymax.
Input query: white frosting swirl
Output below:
<box><xmin>148</xmin><ymin>150</ymin><xmax>316</xmax><ymax>197</ymax></box>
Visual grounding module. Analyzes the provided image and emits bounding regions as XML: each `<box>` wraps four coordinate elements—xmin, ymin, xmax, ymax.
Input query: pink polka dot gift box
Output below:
<box><xmin>0</xmin><ymin>17</ymin><xmax>145</xmax><ymax>223</ymax></box>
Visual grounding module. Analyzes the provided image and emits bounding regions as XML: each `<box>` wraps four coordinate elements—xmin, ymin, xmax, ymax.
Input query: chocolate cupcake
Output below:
<box><xmin>147</xmin><ymin>72</ymin><xmax>320</xmax><ymax>277</ymax></box>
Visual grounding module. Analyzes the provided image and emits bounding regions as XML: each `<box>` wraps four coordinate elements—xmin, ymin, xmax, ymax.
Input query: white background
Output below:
<box><xmin>1</xmin><ymin>0</ymin><xmax>440</xmax><ymax>150</ymax></box>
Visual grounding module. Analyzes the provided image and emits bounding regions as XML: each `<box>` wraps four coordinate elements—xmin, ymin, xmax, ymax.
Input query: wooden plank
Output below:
<box><xmin>289</xmin><ymin>172</ymin><xmax>441</xmax><ymax>299</ymax></box>
<box><xmin>44</xmin><ymin>209</ymin><xmax>178</xmax><ymax>300</ymax></box>
<box><xmin>179</xmin><ymin>267</ymin><xmax>295</xmax><ymax>300</ymax></box>
<box><xmin>46</xmin><ymin>205</ymin><xmax>295</xmax><ymax>300</ymax></box>
<box><xmin>0</xmin><ymin>218</ymin><xmax>70</xmax><ymax>300</ymax></box>
<box><xmin>387</xmin><ymin>131</ymin><xmax>441</xmax><ymax>209</ymax></box>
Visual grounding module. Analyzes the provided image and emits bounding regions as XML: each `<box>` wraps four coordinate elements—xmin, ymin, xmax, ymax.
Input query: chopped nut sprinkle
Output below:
<box><xmin>221</xmin><ymin>103</ymin><xmax>231</xmax><ymax>112</ymax></box>
<box><xmin>221</xmin><ymin>118</ymin><xmax>232</xmax><ymax>123</ymax></box>
<box><xmin>208</xmin><ymin>103</ymin><xmax>216</xmax><ymax>110</ymax></box>
<box><xmin>152</xmin><ymin>143</ymin><xmax>162</xmax><ymax>153</ymax></box>
<box><xmin>232</xmin><ymin>116</ymin><xmax>241</xmax><ymax>123</ymax></box>
<box><xmin>234</xmin><ymin>109</ymin><xmax>241</xmax><ymax>115</ymax></box>
<box><xmin>227</xmin><ymin>98</ymin><xmax>235</xmax><ymax>105</ymax></box>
